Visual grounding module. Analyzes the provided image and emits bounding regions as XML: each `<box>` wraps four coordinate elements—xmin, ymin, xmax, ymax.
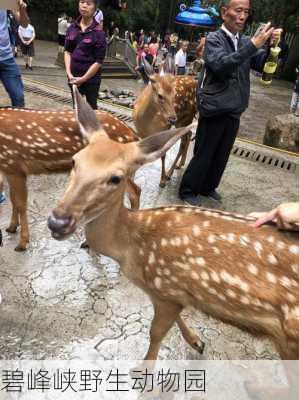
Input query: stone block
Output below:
<box><xmin>263</xmin><ymin>113</ymin><xmax>299</xmax><ymax>152</ymax></box>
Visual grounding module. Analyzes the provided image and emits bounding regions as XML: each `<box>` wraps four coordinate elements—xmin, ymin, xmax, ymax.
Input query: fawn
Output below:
<box><xmin>133</xmin><ymin>56</ymin><xmax>197</xmax><ymax>187</ymax></box>
<box><xmin>0</xmin><ymin>107</ymin><xmax>140</xmax><ymax>251</ymax></box>
<box><xmin>48</xmin><ymin>88</ymin><xmax>299</xmax><ymax>400</ymax></box>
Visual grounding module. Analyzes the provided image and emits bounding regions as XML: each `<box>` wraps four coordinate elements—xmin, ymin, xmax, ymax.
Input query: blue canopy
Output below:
<box><xmin>175</xmin><ymin>0</ymin><xmax>217</xmax><ymax>29</ymax></box>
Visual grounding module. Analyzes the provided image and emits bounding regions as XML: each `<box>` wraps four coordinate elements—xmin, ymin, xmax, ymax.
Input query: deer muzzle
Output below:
<box><xmin>168</xmin><ymin>116</ymin><xmax>177</xmax><ymax>126</ymax></box>
<box><xmin>48</xmin><ymin>212</ymin><xmax>77</xmax><ymax>240</ymax></box>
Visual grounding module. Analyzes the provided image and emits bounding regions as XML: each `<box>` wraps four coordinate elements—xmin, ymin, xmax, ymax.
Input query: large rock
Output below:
<box><xmin>263</xmin><ymin>113</ymin><xmax>299</xmax><ymax>152</ymax></box>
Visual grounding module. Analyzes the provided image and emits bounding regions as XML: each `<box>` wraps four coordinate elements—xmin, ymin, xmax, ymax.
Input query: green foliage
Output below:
<box><xmin>251</xmin><ymin>0</ymin><xmax>299</xmax><ymax>31</ymax></box>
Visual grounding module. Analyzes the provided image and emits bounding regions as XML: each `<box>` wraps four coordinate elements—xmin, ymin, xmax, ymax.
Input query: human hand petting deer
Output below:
<box><xmin>250</xmin><ymin>202</ymin><xmax>299</xmax><ymax>231</ymax></box>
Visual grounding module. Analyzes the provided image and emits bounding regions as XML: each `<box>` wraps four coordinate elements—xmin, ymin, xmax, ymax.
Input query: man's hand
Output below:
<box><xmin>249</xmin><ymin>202</ymin><xmax>299</xmax><ymax>231</ymax></box>
<box><xmin>251</xmin><ymin>22</ymin><xmax>274</xmax><ymax>49</ymax></box>
<box><xmin>271</xmin><ymin>28</ymin><xmax>283</xmax><ymax>45</ymax></box>
<box><xmin>18</xmin><ymin>0</ymin><xmax>27</xmax><ymax>10</ymax></box>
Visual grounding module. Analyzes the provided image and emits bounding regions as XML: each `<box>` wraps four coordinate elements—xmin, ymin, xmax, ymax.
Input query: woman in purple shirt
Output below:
<box><xmin>64</xmin><ymin>0</ymin><xmax>106</xmax><ymax>109</ymax></box>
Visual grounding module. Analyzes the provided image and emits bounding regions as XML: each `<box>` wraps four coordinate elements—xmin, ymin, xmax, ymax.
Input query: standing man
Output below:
<box><xmin>179</xmin><ymin>0</ymin><xmax>282</xmax><ymax>206</ymax></box>
<box><xmin>175</xmin><ymin>40</ymin><xmax>188</xmax><ymax>75</ymax></box>
<box><xmin>0</xmin><ymin>0</ymin><xmax>29</xmax><ymax>107</ymax></box>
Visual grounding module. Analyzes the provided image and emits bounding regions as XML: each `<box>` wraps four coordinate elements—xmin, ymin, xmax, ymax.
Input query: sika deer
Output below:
<box><xmin>49</xmin><ymin>89</ymin><xmax>299</xmax><ymax>400</ymax></box>
<box><xmin>133</xmin><ymin>64</ymin><xmax>197</xmax><ymax>188</ymax></box>
<box><xmin>0</xmin><ymin>107</ymin><xmax>140</xmax><ymax>251</ymax></box>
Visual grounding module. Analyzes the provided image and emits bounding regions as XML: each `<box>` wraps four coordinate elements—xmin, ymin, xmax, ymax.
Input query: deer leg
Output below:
<box><xmin>176</xmin><ymin>316</ymin><xmax>205</xmax><ymax>354</ymax></box>
<box><xmin>6</xmin><ymin>175</ymin><xmax>20</xmax><ymax>234</ymax></box>
<box><xmin>159</xmin><ymin>155</ymin><xmax>167</xmax><ymax>188</ymax></box>
<box><xmin>6</xmin><ymin>174</ymin><xmax>29</xmax><ymax>252</ymax></box>
<box><xmin>176</xmin><ymin>132</ymin><xmax>191</xmax><ymax>169</ymax></box>
<box><xmin>165</xmin><ymin>140</ymin><xmax>184</xmax><ymax>181</ymax></box>
<box><xmin>144</xmin><ymin>300</ymin><xmax>182</xmax><ymax>362</ymax></box>
<box><xmin>126</xmin><ymin>177</ymin><xmax>141</xmax><ymax>210</ymax></box>
<box><xmin>131</xmin><ymin>300</ymin><xmax>182</xmax><ymax>382</ymax></box>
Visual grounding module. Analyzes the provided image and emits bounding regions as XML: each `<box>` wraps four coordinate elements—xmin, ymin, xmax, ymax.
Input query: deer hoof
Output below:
<box><xmin>14</xmin><ymin>243</ymin><xmax>27</xmax><ymax>252</ymax></box>
<box><xmin>6</xmin><ymin>226</ymin><xmax>17</xmax><ymax>234</ymax></box>
<box><xmin>192</xmin><ymin>339</ymin><xmax>205</xmax><ymax>354</ymax></box>
<box><xmin>159</xmin><ymin>181</ymin><xmax>166</xmax><ymax>188</ymax></box>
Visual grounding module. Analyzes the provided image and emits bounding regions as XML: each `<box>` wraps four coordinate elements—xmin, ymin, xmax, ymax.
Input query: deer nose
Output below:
<box><xmin>47</xmin><ymin>213</ymin><xmax>73</xmax><ymax>235</ymax></box>
<box><xmin>168</xmin><ymin>116</ymin><xmax>177</xmax><ymax>126</ymax></box>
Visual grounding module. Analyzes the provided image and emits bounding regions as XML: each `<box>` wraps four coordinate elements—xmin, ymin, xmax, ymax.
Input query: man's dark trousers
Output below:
<box><xmin>179</xmin><ymin>114</ymin><xmax>240</xmax><ymax>198</ymax></box>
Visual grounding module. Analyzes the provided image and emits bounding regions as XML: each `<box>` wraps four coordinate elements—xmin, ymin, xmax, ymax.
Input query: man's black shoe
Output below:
<box><xmin>201</xmin><ymin>190</ymin><xmax>222</xmax><ymax>202</ymax></box>
<box><xmin>181</xmin><ymin>195</ymin><xmax>202</xmax><ymax>207</ymax></box>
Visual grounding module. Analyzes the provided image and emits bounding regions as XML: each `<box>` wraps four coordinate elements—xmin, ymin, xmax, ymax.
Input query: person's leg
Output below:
<box><xmin>0</xmin><ymin>58</ymin><xmax>25</xmax><ymax>107</ymax></box>
<box><xmin>28</xmin><ymin>43</ymin><xmax>34</xmax><ymax>70</ymax></box>
<box><xmin>200</xmin><ymin>116</ymin><xmax>240</xmax><ymax>194</ymax></box>
<box><xmin>295</xmin><ymin>93</ymin><xmax>299</xmax><ymax>116</ymax></box>
<box><xmin>179</xmin><ymin>116</ymin><xmax>226</xmax><ymax>199</ymax></box>
<box><xmin>177</xmin><ymin>67</ymin><xmax>185</xmax><ymax>75</ymax></box>
<box><xmin>290</xmin><ymin>92</ymin><xmax>297</xmax><ymax>113</ymax></box>
<box><xmin>138</xmin><ymin>66</ymin><xmax>149</xmax><ymax>84</ymax></box>
<box><xmin>82</xmin><ymin>82</ymin><xmax>100</xmax><ymax>110</ymax></box>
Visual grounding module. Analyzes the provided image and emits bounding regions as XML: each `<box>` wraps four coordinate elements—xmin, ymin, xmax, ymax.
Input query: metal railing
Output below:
<box><xmin>107</xmin><ymin>37</ymin><xmax>137</xmax><ymax>73</ymax></box>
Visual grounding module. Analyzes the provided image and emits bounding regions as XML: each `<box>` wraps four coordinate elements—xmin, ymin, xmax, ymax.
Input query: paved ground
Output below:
<box><xmin>0</xmin><ymin>41</ymin><xmax>298</xmax><ymax>363</ymax></box>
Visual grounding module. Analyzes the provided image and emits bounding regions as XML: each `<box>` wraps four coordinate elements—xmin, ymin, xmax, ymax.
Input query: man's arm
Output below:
<box><xmin>205</xmin><ymin>24</ymin><xmax>275</xmax><ymax>79</ymax></box>
<box><xmin>12</xmin><ymin>0</ymin><xmax>29</xmax><ymax>27</ymax></box>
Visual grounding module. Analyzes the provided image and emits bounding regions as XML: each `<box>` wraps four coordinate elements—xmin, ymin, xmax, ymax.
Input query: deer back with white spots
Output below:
<box><xmin>49</xmin><ymin>89</ymin><xmax>299</xmax><ymax>399</ymax></box>
<box><xmin>133</xmin><ymin>73</ymin><xmax>197</xmax><ymax>188</ymax></box>
<box><xmin>0</xmin><ymin>107</ymin><xmax>140</xmax><ymax>251</ymax></box>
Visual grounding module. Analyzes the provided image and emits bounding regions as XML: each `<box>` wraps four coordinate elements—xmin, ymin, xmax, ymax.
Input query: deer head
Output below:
<box><xmin>48</xmin><ymin>87</ymin><xmax>192</xmax><ymax>239</ymax></box>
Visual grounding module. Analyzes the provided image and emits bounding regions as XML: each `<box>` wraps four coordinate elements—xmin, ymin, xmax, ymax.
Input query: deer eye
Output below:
<box><xmin>108</xmin><ymin>175</ymin><xmax>122</xmax><ymax>185</ymax></box>
<box><xmin>158</xmin><ymin>94</ymin><xmax>164</xmax><ymax>102</ymax></box>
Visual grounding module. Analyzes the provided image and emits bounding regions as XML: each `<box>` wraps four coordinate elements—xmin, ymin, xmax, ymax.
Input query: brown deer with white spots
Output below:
<box><xmin>0</xmin><ymin>107</ymin><xmax>140</xmax><ymax>251</ymax></box>
<box><xmin>133</xmin><ymin>72</ymin><xmax>197</xmax><ymax>188</ymax></box>
<box><xmin>49</xmin><ymin>89</ymin><xmax>299</xmax><ymax>400</ymax></box>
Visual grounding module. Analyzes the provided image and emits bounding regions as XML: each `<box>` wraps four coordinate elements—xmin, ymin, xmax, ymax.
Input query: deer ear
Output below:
<box><xmin>149</xmin><ymin>75</ymin><xmax>157</xmax><ymax>86</ymax></box>
<box><xmin>163</xmin><ymin>55</ymin><xmax>176</xmax><ymax>75</ymax></box>
<box><xmin>134</xmin><ymin>124</ymin><xmax>194</xmax><ymax>165</ymax></box>
<box><xmin>73</xmin><ymin>85</ymin><xmax>103</xmax><ymax>141</ymax></box>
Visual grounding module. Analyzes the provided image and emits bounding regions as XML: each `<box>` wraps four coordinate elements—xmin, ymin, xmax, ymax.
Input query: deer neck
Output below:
<box><xmin>84</xmin><ymin>198</ymin><xmax>150</xmax><ymax>288</ymax></box>
<box><xmin>135</xmin><ymin>86</ymin><xmax>164</xmax><ymax>137</ymax></box>
<box><xmin>85</xmin><ymin>198</ymin><xmax>132</xmax><ymax>263</ymax></box>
